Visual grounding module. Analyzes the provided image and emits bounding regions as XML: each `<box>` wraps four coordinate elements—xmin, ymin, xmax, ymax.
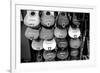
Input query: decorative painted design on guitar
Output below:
<box><xmin>24</xmin><ymin>27</ymin><xmax>39</xmax><ymax>40</ymax></box>
<box><xmin>40</xmin><ymin>27</ymin><xmax>54</xmax><ymax>40</ymax></box>
<box><xmin>54</xmin><ymin>27</ymin><xmax>67</xmax><ymax>38</ymax></box>
<box><xmin>43</xmin><ymin>50</ymin><xmax>56</xmax><ymax>61</ymax></box>
<box><xmin>41</xmin><ymin>11</ymin><xmax>55</xmax><ymax>27</ymax></box>
<box><xmin>31</xmin><ymin>39</ymin><xmax>43</xmax><ymax>50</ymax></box>
<box><xmin>57</xmin><ymin>50</ymin><xmax>69</xmax><ymax>60</ymax></box>
<box><xmin>68</xmin><ymin>26</ymin><xmax>81</xmax><ymax>38</ymax></box>
<box><xmin>57</xmin><ymin>12</ymin><xmax>69</xmax><ymax>28</ymax></box>
<box><xmin>69</xmin><ymin>38</ymin><xmax>81</xmax><ymax>49</ymax></box>
<box><xmin>43</xmin><ymin>39</ymin><xmax>56</xmax><ymax>50</ymax></box>
<box><xmin>24</xmin><ymin>10</ymin><xmax>40</xmax><ymax>27</ymax></box>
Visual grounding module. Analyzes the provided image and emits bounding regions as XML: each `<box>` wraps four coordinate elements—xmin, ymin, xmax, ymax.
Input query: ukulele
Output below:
<box><xmin>40</xmin><ymin>27</ymin><xmax>54</xmax><ymax>40</ymax></box>
<box><xmin>70</xmin><ymin>49</ymin><xmax>79</xmax><ymax>57</ymax></box>
<box><xmin>68</xmin><ymin>25</ymin><xmax>81</xmax><ymax>38</ymax></box>
<box><xmin>41</xmin><ymin>11</ymin><xmax>55</xmax><ymax>27</ymax></box>
<box><xmin>54</xmin><ymin>27</ymin><xmax>67</xmax><ymax>38</ymax></box>
<box><xmin>69</xmin><ymin>38</ymin><xmax>81</xmax><ymax>49</ymax></box>
<box><xmin>24</xmin><ymin>10</ymin><xmax>40</xmax><ymax>27</ymax></box>
<box><xmin>57</xmin><ymin>50</ymin><xmax>68</xmax><ymax>60</ymax></box>
<box><xmin>56</xmin><ymin>38</ymin><xmax>68</xmax><ymax>48</ymax></box>
<box><xmin>43</xmin><ymin>50</ymin><xmax>56</xmax><ymax>61</ymax></box>
<box><xmin>72</xmin><ymin>13</ymin><xmax>80</xmax><ymax>26</ymax></box>
<box><xmin>56</xmin><ymin>12</ymin><xmax>69</xmax><ymax>28</ymax></box>
<box><xmin>31</xmin><ymin>39</ymin><xmax>43</xmax><ymax>50</ymax></box>
<box><xmin>25</xmin><ymin>27</ymin><xmax>39</xmax><ymax>40</ymax></box>
<box><xmin>43</xmin><ymin>39</ymin><xmax>56</xmax><ymax>50</ymax></box>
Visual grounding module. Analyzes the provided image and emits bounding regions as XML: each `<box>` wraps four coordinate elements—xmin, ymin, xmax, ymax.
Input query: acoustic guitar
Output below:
<box><xmin>24</xmin><ymin>10</ymin><xmax>40</xmax><ymax>27</ymax></box>
<box><xmin>68</xmin><ymin>25</ymin><xmax>81</xmax><ymax>38</ymax></box>
<box><xmin>56</xmin><ymin>12</ymin><xmax>69</xmax><ymax>28</ymax></box>
<box><xmin>54</xmin><ymin>27</ymin><xmax>67</xmax><ymax>38</ymax></box>
<box><xmin>40</xmin><ymin>27</ymin><xmax>54</xmax><ymax>40</ymax></box>
<box><xmin>43</xmin><ymin>39</ymin><xmax>56</xmax><ymax>50</ymax></box>
<box><xmin>41</xmin><ymin>11</ymin><xmax>55</xmax><ymax>27</ymax></box>
<box><xmin>25</xmin><ymin>27</ymin><xmax>39</xmax><ymax>40</ymax></box>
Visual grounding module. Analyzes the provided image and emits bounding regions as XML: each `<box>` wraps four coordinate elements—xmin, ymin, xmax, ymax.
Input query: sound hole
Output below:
<box><xmin>31</xmin><ymin>12</ymin><xmax>35</xmax><ymax>16</ymax></box>
<box><xmin>46</xmin><ymin>11</ymin><xmax>50</xmax><ymax>15</ymax></box>
<box><xmin>61</xmin><ymin>12</ymin><xmax>65</xmax><ymax>16</ymax></box>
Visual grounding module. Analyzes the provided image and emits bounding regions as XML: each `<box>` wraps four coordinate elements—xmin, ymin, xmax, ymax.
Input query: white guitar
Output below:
<box><xmin>43</xmin><ymin>39</ymin><xmax>56</xmax><ymax>50</ymax></box>
<box><xmin>56</xmin><ymin>12</ymin><xmax>69</xmax><ymax>28</ymax></box>
<box><xmin>68</xmin><ymin>25</ymin><xmax>81</xmax><ymax>38</ymax></box>
<box><xmin>41</xmin><ymin>11</ymin><xmax>55</xmax><ymax>27</ymax></box>
<box><xmin>24</xmin><ymin>10</ymin><xmax>40</xmax><ymax>27</ymax></box>
<box><xmin>54</xmin><ymin>27</ymin><xmax>67</xmax><ymax>38</ymax></box>
<box><xmin>25</xmin><ymin>27</ymin><xmax>39</xmax><ymax>40</ymax></box>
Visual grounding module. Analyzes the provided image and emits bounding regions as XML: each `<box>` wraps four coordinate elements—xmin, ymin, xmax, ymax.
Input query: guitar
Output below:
<box><xmin>24</xmin><ymin>27</ymin><xmax>39</xmax><ymax>40</ymax></box>
<box><xmin>24</xmin><ymin>10</ymin><xmax>40</xmax><ymax>27</ymax></box>
<box><xmin>56</xmin><ymin>38</ymin><xmax>68</xmax><ymax>48</ymax></box>
<box><xmin>69</xmin><ymin>38</ymin><xmax>81</xmax><ymax>49</ymax></box>
<box><xmin>41</xmin><ymin>11</ymin><xmax>55</xmax><ymax>27</ymax></box>
<box><xmin>40</xmin><ymin>27</ymin><xmax>54</xmax><ymax>40</ymax></box>
<box><xmin>31</xmin><ymin>39</ymin><xmax>43</xmax><ymax>50</ymax></box>
<box><xmin>57</xmin><ymin>50</ymin><xmax>69</xmax><ymax>60</ymax></box>
<box><xmin>56</xmin><ymin>12</ymin><xmax>69</xmax><ymax>28</ymax></box>
<box><xmin>68</xmin><ymin>25</ymin><xmax>81</xmax><ymax>38</ymax></box>
<box><xmin>43</xmin><ymin>50</ymin><xmax>56</xmax><ymax>61</ymax></box>
<box><xmin>72</xmin><ymin>13</ymin><xmax>80</xmax><ymax>26</ymax></box>
<box><xmin>43</xmin><ymin>39</ymin><xmax>56</xmax><ymax>50</ymax></box>
<box><xmin>54</xmin><ymin>27</ymin><xmax>67</xmax><ymax>38</ymax></box>
<box><xmin>70</xmin><ymin>49</ymin><xmax>79</xmax><ymax>57</ymax></box>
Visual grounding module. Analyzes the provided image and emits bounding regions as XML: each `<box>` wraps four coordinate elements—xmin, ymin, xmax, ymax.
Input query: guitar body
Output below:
<box><xmin>54</xmin><ymin>27</ymin><xmax>67</xmax><ymax>38</ymax></box>
<box><xmin>25</xmin><ymin>27</ymin><xmax>39</xmax><ymax>40</ymax></box>
<box><xmin>57</xmin><ymin>50</ymin><xmax>68</xmax><ymax>60</ymax></box>
<box><xmin>57</xmin><ymin>12</ymin><xmax>69</xmax><ymax>28</ymax></box>
<box><xmin>69</xmin><ymin>38</ymin><xmax>81</xmax><ymax>49</ymax></box>
<box><xmin>43</xmin><ymin>50</ymin><xmax>56</xmax><ymax>61</ymax></box>
<box><xmin>24</xmin><ymin>10</ymin><xmax>40</xmax><ymax>27</ymax></box>
<box><xmin>43</xmin><ymin>39</ymin><xmax>56</xmax><ymax>50</ymax></box>
<box><xmin>41</xmin><ymin>11</ymin><xmax>55</xmax><ymax>27</ymax></box>
<box><xmin>68</xmin><ymin>26</ymin><xmax>81</xmax><ymax>38</ymax></box>
<box><xmin>40</xmin><ymin>27</ymin><xmax>54</xmax><ymax>40</ymax></box>
<box><xmin>56</xmin><ymin>38</ymin><xmax>68</xmax><ymax>48</ymax></box>
<box><xmin>31</xmin><ymin>39</ymin><xmax>43</xmax><ymax>50</ymax></box>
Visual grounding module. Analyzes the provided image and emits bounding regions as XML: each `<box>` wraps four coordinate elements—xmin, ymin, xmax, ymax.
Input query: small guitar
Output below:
<box><xmin>41</xmin><ymin>11</ymin><xmax>55</xmax><ymax>27</ymax></box>
<box><xmin>24</xmin><ymin>27</ymin><xmax>39</xmax><ymax>40</ymax></box>
<box><xmin>57</xmin><ymin>50</ymin><xmax>69</xmax><ymax>60</ymax></box>
<box><xmin>68</xmin><ymin>25</ymin><xmax>81</xmax><ymax>38</ymax></box>
<box><xmin>54</xmin><ymin>27</ymin><xmax>67</xmax><ymax>38</ymax></box>
<box><xmin>40</xmin><ymin>27</ymin><xmax>54</xmax><ymax>40</ymax></box>
<box><xmin>43</xmin><ymin>50</ymin><xmax>56</xmax><ymax>61</ymax></box>
<box><xmin>56</xmin><ymin>12</ymin><xmax>69</xmax><ymax>28</ymax></box>
<box><xmin>24</xmin><ymin>10</ymin><xmax>40</xmax><ymax>27</ymax></box>
<box><xmin>31</xmin><ymin>39</ymin><xmax>43</xmax><ymax>50</ymax></box>
<box><xmin>72</xmin><ymin>13</ymin><xmax>80</xmax><ymax>26</ymax></box>
<box><xmin>43</xmin><ymin>39</ymin><xmax>56</xmax><ymax>50</ymax></box>
<box><xmin>69</xmin><ymin>38</ymin><xmax>81</xmax><ymax>49</ymax></box>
